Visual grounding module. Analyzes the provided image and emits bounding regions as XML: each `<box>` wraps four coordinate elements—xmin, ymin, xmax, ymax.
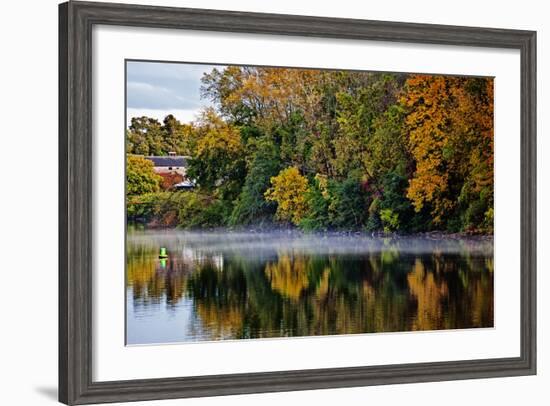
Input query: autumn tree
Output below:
<box><xmin>333</xmin><ymin>74</ymin><xmax>404</xmax><ymax>179</ymax></box>
<box><xmin>162</xmin><ymin>114</ymin><xmax>195</xmax><ymax>155</ymax></box>
<box><xmin>402</xmin><ymin>75</ymin><xmax>494</xmax><ymax>230</ymax></box>
<box><xmin>265</xmin><ymin>167</ymin><xmax>309</xmax><ymax>225</ymax></box>
<box><xmin>186</xmin><ymin>108</ymin><xmax>246</xmax><ymax>196</ymax></box>
<box><xmin>126</xmin><ymin>154</ymin><xmax>162</xmax><ymax>195</ymax></box>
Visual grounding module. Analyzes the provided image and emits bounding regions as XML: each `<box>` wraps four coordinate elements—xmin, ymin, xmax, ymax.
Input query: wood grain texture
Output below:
<box><xmin>58</xmin><ymin>1</ymin><xmax>537</xmax><ymax>404</ymax></box>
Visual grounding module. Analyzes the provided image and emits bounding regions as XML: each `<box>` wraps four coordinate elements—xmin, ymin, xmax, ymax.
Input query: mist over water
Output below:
<box><xmin>126</xmin><ymin>230</ymin><xmax>494</xmax><ymax>345</ymax></box>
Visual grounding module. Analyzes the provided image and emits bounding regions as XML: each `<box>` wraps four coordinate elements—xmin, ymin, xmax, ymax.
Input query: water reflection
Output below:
<box><xmin>126</xmin><ymin>231</ymin><xmax>493</xmax><ymax>344</ymax></box>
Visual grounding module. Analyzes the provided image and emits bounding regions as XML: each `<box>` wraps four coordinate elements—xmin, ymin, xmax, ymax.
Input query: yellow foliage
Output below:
<box><xmin>225</xmin><ymin>67</ymin><xmax>324</xmax><ymax>127</ymax></box>
<box><xmin>265</xmin><ymin>254</ymin><xmax>309</xmax><ymax>301</ymax></box>
<box><xmin>407</xmin><ymin>259</ymin><xmax>449</xmax><ymax>331</ymax></box>
<box><xmin>195</xmin><ymin>302</ymin><xmax>244</xmax><ymax>340</ymax></box>
<box><xmin>264</xmin><ymin>167</ymin><xmax>309</xmax><ymax>225</ymax></box>
<box><xmin>314</xmin><ymin>173</ymin><xmax>330</xmax><ymax>200</ymax></box>
<box><xmin>195</xmin><ymin>108</ymin><xmax>242</xmax><ymax>157</ymax></box>
<box><xmin>316</xmin><ymin>267</ymin><xmax>331</xmax><ymax>299</ymax></box>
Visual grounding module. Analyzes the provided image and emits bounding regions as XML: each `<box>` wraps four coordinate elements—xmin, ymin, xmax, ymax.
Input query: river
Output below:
<box><xmin>126</xmin><ymin>229</ymin><xmax>493</xmax><ymax>345</ymax></box>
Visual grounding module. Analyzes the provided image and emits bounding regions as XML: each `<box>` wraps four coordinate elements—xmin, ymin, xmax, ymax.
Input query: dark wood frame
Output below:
<box><xmin>59</xmin><ymin>1</ymin><xmax>537</xmax><ymax>404</ymax></box>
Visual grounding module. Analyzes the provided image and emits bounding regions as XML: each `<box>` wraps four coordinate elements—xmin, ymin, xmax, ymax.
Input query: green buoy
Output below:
<box><xmin>159</xmin><ymin>247</ymin><xmax>168</xmax><ymax>259</ymax></box>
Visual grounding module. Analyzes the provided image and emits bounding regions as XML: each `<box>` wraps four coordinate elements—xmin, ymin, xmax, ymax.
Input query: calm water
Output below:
<box><xmin>126</xmin><ymin>230</ymin><xmax>493</xmax><ymax>345</ymax></box>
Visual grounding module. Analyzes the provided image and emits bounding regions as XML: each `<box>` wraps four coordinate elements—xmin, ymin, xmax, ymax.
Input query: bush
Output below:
<box><xmin>126</xmin><ymin>192</ymin><xmax>181</xmax><ymax>226</ymax></box>
<box><xmin>178</xmin><ymin>192</ymin><xmax>231</xmax><ymax>228</ymax></box>
<box><xmin>464</xmin><ymin>198</ymin><xmax>488</xmax><ymax>231</ymax></box>
<box><xmin>127</xmin><ymin>190</ymin><xmax>233</xmax><ymax>229</ymax></box>
<box><xmin>380</xmin><ymin>209</ymin><xmax>399</xmax><ymax>232</ymax></box>
<box><xmin>127</xmin><ymin>192</ymin><xmax>165</xmax><ymax>223</ymax></box>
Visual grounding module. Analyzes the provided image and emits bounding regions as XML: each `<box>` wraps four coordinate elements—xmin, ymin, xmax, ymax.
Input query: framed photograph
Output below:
<box><xmin>59</xmin><ymin>1</ymin><xmax>536</xmax><ymax>404</ymax></box>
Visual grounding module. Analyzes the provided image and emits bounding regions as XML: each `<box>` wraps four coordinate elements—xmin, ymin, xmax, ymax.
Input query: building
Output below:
<box><xmin>145</xmin><ymin>152</ymin><xmax>189</xmax><ymax>177</ymax></box>
<box><xmin>145</xmin><ymin>152</ymin><xmax>194</xmax><ymax>190</ymax></box>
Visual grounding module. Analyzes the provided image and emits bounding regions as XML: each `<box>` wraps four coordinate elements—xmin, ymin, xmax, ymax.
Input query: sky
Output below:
<box><xmin>126</xmin><ymin>61</ymin><xmax>223</xmax><ymax>126</ymax></box>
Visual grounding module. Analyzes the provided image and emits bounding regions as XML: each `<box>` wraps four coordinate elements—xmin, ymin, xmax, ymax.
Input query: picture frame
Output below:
<box><xmin>59</xmin><ymin>1</ymin><xmax>536</xmax><ymax>404</ymax></box>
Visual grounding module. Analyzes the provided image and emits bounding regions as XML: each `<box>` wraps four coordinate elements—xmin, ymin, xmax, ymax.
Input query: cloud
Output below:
<box><xmin>126</xmin><ymin>81</ymin><xmax>194</xmax><ymax>110</ymax></box>
<box><xmin>126</xmin><ymin>61</ymin><xmax>223</xmax><ymax>111</ymax></box>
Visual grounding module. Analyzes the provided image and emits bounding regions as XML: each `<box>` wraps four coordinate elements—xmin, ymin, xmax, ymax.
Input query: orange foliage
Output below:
<box><xmin>402</xmin><ymin>75</ymin><xmax>494</xmax><ymax>224</ymax></box>
<box><xmin>158</xmin><ymin>172</ymin><xmax>184</xmax><ymax>190</ymax></box>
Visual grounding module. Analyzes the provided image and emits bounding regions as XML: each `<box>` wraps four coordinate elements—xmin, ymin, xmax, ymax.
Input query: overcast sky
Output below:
<box><xmin>126</xmin><ymin>61</ymin><xmax>223</xmax><ymax>126</ymax></box>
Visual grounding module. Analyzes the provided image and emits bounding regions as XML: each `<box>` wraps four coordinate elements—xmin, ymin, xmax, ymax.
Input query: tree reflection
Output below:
<box><xmin>265</xmin><ymin>254</ymin><xmax>310</xmax><ymax>301</ymax></box>
<box><xmin>127</xmin><ymin>236</ymin><xmax>494</xmax><ymax>342</ymax></box>
<box><xmin>126</xmin><ymin>244</ymin><xmax>191</xmax><ymax>308</ymax></box>
<box><xmin>407</xmin><ymin>258</ymin><xmax>449</xmax><ymax>330</ymax></box>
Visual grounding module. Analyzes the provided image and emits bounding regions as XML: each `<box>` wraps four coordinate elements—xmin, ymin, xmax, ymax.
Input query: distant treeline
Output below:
<box><xmin>126</xmin><ymin>67</ymin><xmax>494</xmax><ymax>233</ymax></box>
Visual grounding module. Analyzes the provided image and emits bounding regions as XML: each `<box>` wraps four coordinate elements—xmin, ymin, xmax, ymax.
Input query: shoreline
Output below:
<box><xmin>127</xmin><ymin>223</ymin><xmax>493</xmax><ymax>240</ymax></box>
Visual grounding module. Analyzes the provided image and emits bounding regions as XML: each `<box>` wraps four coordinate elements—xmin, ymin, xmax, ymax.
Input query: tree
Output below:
<box><xmin>327</xmin><ymin>176</ymin><xmax>368</xmax><ymax>229</ymax></box>
<box><xmin>126</xmin><ymin>117</ymin><xmax>164</xmax><ymax>155</ymax></box>
<box><xmin>186</xmin><ymin>109</ymin><xmax>246</xmax><ymax>194</ymax></box>
<box><xmin>369</xmin><ymin>104</ymin><xmax>410</xmax><ymax>180</ymax></box>
<box><xmin>264</xmin><ymin>167</ymin><xmax>309</xmax><ymax>225</ymax></box>
<box><xmin>126</xmin><ymin>155</ymin><xmax>162</xmax><ymax>195</ymax></box>
<box><xmin>126</xmin><ymin>115</ymin><xmax>194</xmax><ymax>156</ymax></box>
<box><xmin>230</xmin><ymin>137</ymin><xmax>282</xmax><ymax>225</ymax></box>
<box><xmin>402</xmin><ymin>75</ymin><xmax>494</xmax><ymax>229</ymax></box>
<box><xmin>162</xmin><ymin>114</ymin><xmax>195</xmax><ymax>155</ymax></box>
<box><xmin>333</xmin><ymin>74</ymin><xmax>403</xmax><ymax>179</ymax></box>
<box><xmin>299</xmin><ymin>174</ymin><xmax>331</xmax><ymax>231</ymax></box>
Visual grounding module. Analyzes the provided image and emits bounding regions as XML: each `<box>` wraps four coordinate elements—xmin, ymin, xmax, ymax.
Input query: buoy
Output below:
<box><xmin>159</xmin><ymin>247</ymin><xmax>168</xmax><ymax>258</ymax></box>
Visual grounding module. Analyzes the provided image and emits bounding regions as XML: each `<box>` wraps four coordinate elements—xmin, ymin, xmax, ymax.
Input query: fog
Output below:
<box><xmin>127</xmin><ymin>230</ymin><xmax>493</xmax><ymax>258</ymax></box>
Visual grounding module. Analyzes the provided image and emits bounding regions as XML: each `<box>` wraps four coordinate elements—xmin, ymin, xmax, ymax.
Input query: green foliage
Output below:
<box><xmin>378</xmin><ymin>172</ymin><xmax>416</xmax><ymax>232</ymax></box>
<box><xmin>126</xmin><ymin>115</ymin><xmax>194</xmax><ymax>156</ymax></box>
<box><xmin>127</xmin><ymin>192</ymin><xmax>167</xmax><ymax>223</ymax></box>
<box><xmin>327</xmin><ymin>176</ymin><xmax>368</xmax><ymax>229</ymax></box>
<box><xmin>127</xmin><ymin>192</ymin><xmax>189</xmax><ymax>226</ymax></box>
<box><xmin>186</xmin><ymin>109</ymin><xmax>246</xmax><ymax>196</ymax></box>
<box><xmin>127</xmin><ymin>191</ymin><xmax>231</xmax><ymax>229</ymax></box>
<box><xmin>333</xmin><ymin>74</ymin><xmax>404</xmax><ymax>178</ymax></box>
<box><xmin>230</xmin><ymin>137</ymin><xmax>281</xmax><ymax>225</ymax></box>
<box><xmin>178</xmin><ymin>192</ymin><xmax>231</xmax><ymax>228</ymax></box>
<box><xmin>380</xmin><ymin>209</ymin><xmax>399</xmax><ymax>233</ymax></box>
<box><xmin>483</xmin><ymin>207</ymin><xmax>494</xmax><ymax>233</ymax></box>
<box><xmin>299</xmin><ymin>175</ymin><xmax>331</xmax><ymax>231</ymax></box>
<box><xmin>126</xmin><ymin>155</ymin><xmax>162</xmax><ymax>196</ymax></box>
<box><xmin>302</xmin><ymin>174</ymin><xmax>370</xmax><ymax>231</ymax></box>
<box><xmin>366</xmin><ymin>197</ymin><xmax>382</xmax><ymax>232</ymax></box>
<box><xmin>277</xmin><ymin>111</ymin><xmax>311</xmax><ymax>172</ymax></box>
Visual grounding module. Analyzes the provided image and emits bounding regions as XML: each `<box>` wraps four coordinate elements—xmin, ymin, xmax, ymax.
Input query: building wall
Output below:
<box><xmin>153</xmin><ymin>166</ymin><xmax>187</xmax><ymax>177</ymax></box>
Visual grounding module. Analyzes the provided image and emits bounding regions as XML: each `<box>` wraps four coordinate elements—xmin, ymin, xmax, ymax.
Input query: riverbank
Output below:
<box><xmin>128</xmin><ymin>222</ymin><xmax>493</xmax><ymax>241</ymax></box>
